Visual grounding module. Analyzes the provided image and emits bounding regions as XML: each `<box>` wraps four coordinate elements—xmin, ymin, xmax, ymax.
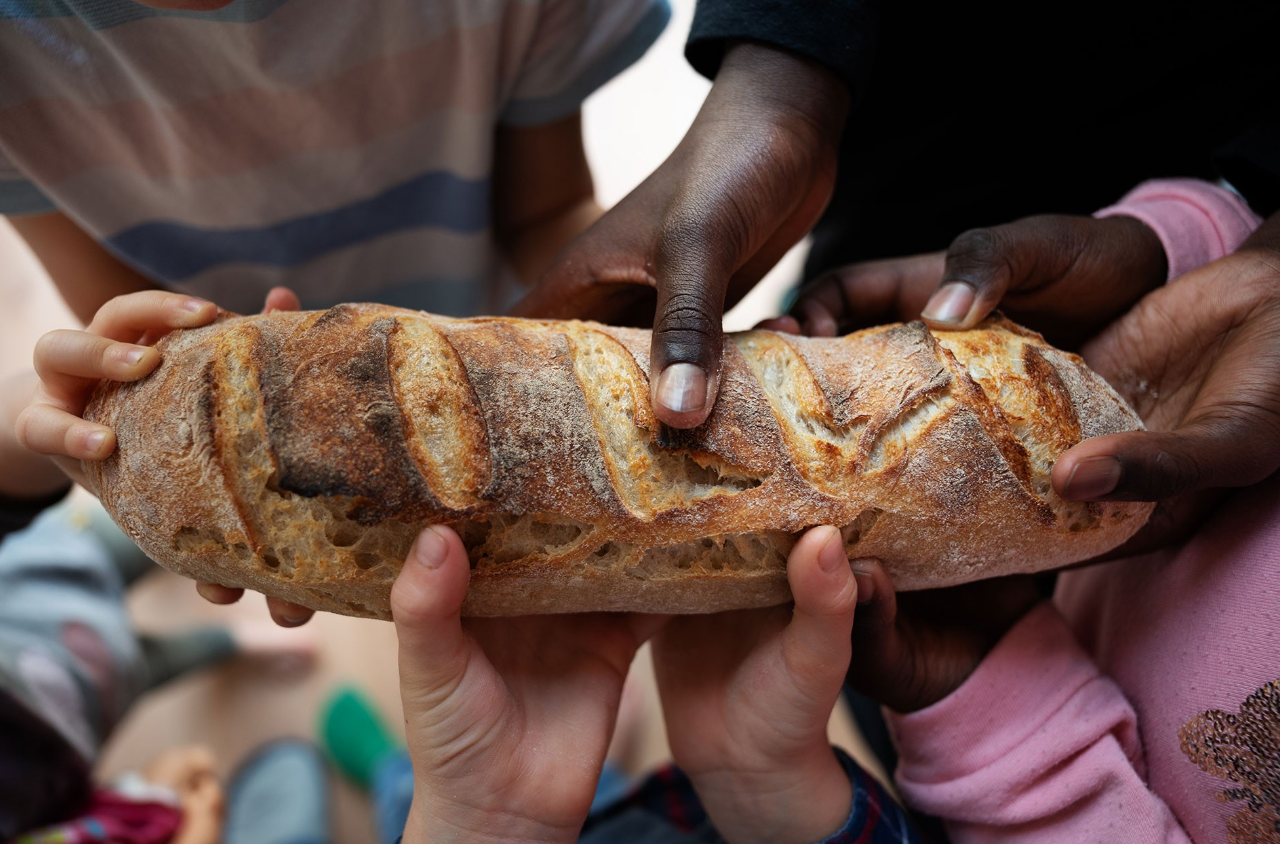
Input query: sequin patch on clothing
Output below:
<box><xmin>1179</xmin><ymin>679</ymin><xmax>1280</xmax><ymax>844</ymax></box>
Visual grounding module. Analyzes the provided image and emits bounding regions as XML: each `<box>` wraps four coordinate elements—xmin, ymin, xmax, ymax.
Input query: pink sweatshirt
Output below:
<box><xmin>886</xmin><ymin>180</ymin><xmax>1278</xmax><ymax>844</ymax></box>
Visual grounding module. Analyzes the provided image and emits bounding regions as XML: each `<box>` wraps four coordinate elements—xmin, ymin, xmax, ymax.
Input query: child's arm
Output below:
<box><xmin>651</xmin><ymin>528</ymin><xmax>921</xmax><ymax>844</ymax></box>
<box><xmin>492</xmin><ymin>112</ymin><xmax>603</xmax><ymax>287</ymax></box>
<box><xmin>0</xmin><ymin>210</ymin><xmax>161</xmax><ymax>505</ymax></box>
<box><xmin>8</xmin><ymin>211</ymin><xmax>161</xmax><ymax>324</ymax></box>
<box><xmin>847</xmin><ymin>563</ymin><xmax>1195</xmax><ymax>843</ymax></box>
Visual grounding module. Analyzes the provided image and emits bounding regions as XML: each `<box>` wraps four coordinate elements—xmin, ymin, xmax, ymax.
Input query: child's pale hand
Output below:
<box><xmin>393</xmin><ymin>525</ymin><xmax>666</xmax><ymax>844</ymax></box>
<box><xmin>651</xmin><ymin>526</ymin><xmax>858</xmax><ymax>844</ymax></box>
<box><xmin>16</xmin><ymin>290</ymin><xmax>218</xmax><ymax>483</ymax></box>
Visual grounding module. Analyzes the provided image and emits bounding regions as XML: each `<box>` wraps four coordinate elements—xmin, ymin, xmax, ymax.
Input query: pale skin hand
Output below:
<box><xmin>15</xmin><ymin>289</ymin><xmax>220</xmax><ymax>487</ymax></box>
<box><xmin>392</xmin><ymin>525</ymin><xmax>667</xmax><ymax>844</ymax></box>
<box><xmin>652</xmin><ymin>526</ymin><xmax>859</xmax><ymax>844</ymax></box>
<box><xmin>0</xmin><ymin>370</ymin><xmax>77</xmax><ymax>500</ymax></box>
<box><xmin>144</xmin><ymin>745</ymin><xmax>224</xmax><ymax>844</ymax></box>
<box><xmin>12</xmin><ymin>278</ymin><xmax>315</xmax><ymax>626</ymax></box>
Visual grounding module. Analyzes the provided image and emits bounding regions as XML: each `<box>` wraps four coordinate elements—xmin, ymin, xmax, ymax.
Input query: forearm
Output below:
<box><xmin>887</xmin><ymin>604</ymin><xmax>1193</xmax><ymax>843</ymax></box>
<box><xmin>1238</xmin><ymin>208</ymin><xmax>1280</xmax><ymax>253</ymax></box>
<box><xmin>501</xmin><ymin>196</ymin><xmax>603</xmax><ymax>286</ymax></box>
<box><xmin>9</xmin><ymin>211</ymin><xmax>159</xmax><ymax>325</ymax></box>
<box><xmin>1095</xmin><ymin>178</ymin><xmax>1263</xmax><ymax>282</ymax></box>
<box><xmin>493</xmin><ymin>112</ymin><xmax>600</xmax><ymax>287</ymax></box>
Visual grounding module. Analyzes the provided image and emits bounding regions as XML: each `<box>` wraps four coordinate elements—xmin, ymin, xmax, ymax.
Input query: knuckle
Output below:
<box><xmin>654</xmin><ymin>293</ymin><xmax>722</xmax><ymax>367</ymax></box>
<box><xmin>827</xmin><ymin>575</ymin><xmax>859</xmax><ymax>618</ymax></box>
<box><xmin>657</xmin><ymin>198</ymin><xmax>749</xmax><ymax>274</ymax></box>
<box><xmin>948</xmin><ymin>227</ymin><xmax>1005</xmax><ymax>269</ymax></box>
<box><xmin>97</xmin><ymin>293</ymin><xmax>133</xmax><ymax>320</ymax></box>
<box><xmin>947</xmin><ymin>226</ymin><xmax>1021</xmax><ymax>295</ymax></box>
<box><xmin>1146</xmin><ymin>445</ymin><xmax>1203</xmax><ymax>497</ymax></box>
<box><xmin>12</xmin><ymin>405</ymin><xmax>37</xmax><ymax>449</ymax></box>
<box><xmin>389</xmin><ymin>579</ymin><xmax>428</xmax><ymax>625</ymax></box>
<box><xmin>32</xmin><ymin>331</ymin><xmax>68</xmax><ymax>371</ymax></box>
<box><xmin>657</xmin><ymin>293</ymin><xmax>719</xmax><ymax>336</ymax></box>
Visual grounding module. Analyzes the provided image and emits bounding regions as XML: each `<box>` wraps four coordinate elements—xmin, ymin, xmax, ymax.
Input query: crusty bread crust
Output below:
<box><xmin>84</xmin><ymin>306</ymin><xmax>1152</xmax><ymax>619</ymax></box>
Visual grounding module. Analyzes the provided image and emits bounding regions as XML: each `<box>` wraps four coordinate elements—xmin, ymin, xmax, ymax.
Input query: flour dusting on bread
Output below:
<box><xmin>84</xmin><ymin>307</ymin><xmax>1153</xmax><ymax>618</ymax></box>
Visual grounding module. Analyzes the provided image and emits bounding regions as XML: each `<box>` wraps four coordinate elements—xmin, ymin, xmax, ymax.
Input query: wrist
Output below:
<box><xmin>404</xmin><ymin>796</ymin><xmax>579</xmax><ymax>844</ymax></box>
<box><xmin>716</xmin><ymin>42</ymin><xmax>850</xmax><ymax>142</ymax></box>
<box><xmin>1096</xmin><ymin>178</ymin><xmax>1262</xmax><ymax>282</ymax></box>
<box><xmin>690</xmin><ymin>746</ymin><xmax>852</xmax><ymax>844</ymax></box>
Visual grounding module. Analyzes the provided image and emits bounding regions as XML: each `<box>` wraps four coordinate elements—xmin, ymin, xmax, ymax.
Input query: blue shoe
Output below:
<box><xmin>225</xmin><ymin>739</ymin><xmax>332</xmax><ymax>844</ymax></box>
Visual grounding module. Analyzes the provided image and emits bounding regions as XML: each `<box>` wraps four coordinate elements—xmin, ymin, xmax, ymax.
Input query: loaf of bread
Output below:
<box><xmin>83</xmin><ymin>305</ymin><xmax>1152</xmax><ymax>619</ymax></box>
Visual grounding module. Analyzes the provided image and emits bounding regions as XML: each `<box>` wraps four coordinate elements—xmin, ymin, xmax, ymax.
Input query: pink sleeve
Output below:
<box><xmin>884</xmin><ymin>603</ymin><xmax>1193</xmax><ymax>844</ymax></box>
<box><xmin>1094</xmin><ymin>178</ymin><xmax>1262</xmax><ymax>281</ymax></box>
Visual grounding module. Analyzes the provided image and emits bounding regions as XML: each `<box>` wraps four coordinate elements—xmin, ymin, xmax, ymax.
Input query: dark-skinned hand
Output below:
<box><xmin>776</xmin><ymin>208</ymin><xmax>1280</xmax><ymax>710</ymax></box>
<box><xmin>772</xmin><ymin>209</ymin><xmax>1280</xmax><ymax>556</ymax></box>
<box><xmin>513</xmin><ymin>41</ymin><xmax>849</xmax><ymax>430</ymax></box>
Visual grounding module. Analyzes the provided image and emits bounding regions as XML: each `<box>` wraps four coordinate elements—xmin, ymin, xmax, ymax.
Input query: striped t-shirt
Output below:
<box><xmin>0</xmin><ymin>0</ymin><xmax>669</xmax><ymax>315</ymax></box>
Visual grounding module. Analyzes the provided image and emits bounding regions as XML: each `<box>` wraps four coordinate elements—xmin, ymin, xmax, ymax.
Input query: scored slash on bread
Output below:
<box><xmin>83</xmin><ymin>305</ymin><xmax>1153</xmax><ymax>619</ymax></box>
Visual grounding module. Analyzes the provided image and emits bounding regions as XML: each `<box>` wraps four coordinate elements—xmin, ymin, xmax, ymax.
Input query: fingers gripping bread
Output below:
<box><xmin>83</xmin><ymin>305</ymin><xmax>1152</xmax><ymax>619</ymax></box>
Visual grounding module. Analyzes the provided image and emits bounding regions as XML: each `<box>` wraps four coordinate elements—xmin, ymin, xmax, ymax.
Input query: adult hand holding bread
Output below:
<box><xmin>512</xmin><ymin>43</ymin><xmax>850</xmax><ymax>430</ymax></box>
<box><xmin>781</xmin><ymin>185</ymin><xmax>1280</xmax><ymax>554</ymax></box>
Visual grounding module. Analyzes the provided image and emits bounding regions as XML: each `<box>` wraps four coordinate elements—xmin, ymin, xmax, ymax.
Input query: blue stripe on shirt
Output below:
<box><xmin>0</xmin><ymin>0</ymin><xmax>291</xmax><ymax>30</ymax></box>
<box><xmin>0</xmin><ymin>178</ymin><xmax>56</xmax><ymax>216</ymax></box>
<box><xmin>106</xmin><ymin>170</ymin><xmax>490</xmax><ymax>282</ymax></box>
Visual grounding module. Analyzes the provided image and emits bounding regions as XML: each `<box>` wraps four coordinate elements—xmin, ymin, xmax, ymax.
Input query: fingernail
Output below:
<box><xmin>850</xmin><ymin>560</ymin><xmax>877</xmax><ymax>604</ymax></box>
<box><xmin>1063</xmin><ymin>456</ymin><xmax>1122</xmax><ymax>500</ymax></box>
<box><xmin>117</xmin><ymin>347</ymin><xmax>146</xmax><ymax>366</ymax></box>
<box><xmin>84</xmin><ymin>430</ymin><xmax>108</xmax><ymax>455</ymax></box>
<box><xmin>656</xmin><ymin>363</ymin><xmax>707</xmax><ymax>415</ymax></box>
<box><xmin>182</xmin><ymin>298</ymin><xmax>210</xmax><ymax>313</ymax></box>
<box><xmin>412</xmin><ymin>527</ymin><xmax>448</xmax><ymax>569</ymax></box>
<box><xmin>817</xmin><ymin>528</ymin><xmax>846</xmax><ymax>573</ymax></box>
<box><xmin>277</xmin><ymin>609</ymin><xmax>311</xmax><ymax>627</ymax></box>
<box><xmin>921</xmin><ymin>283</ymin><xmax>975</xmax><ymax>325</ymax></box>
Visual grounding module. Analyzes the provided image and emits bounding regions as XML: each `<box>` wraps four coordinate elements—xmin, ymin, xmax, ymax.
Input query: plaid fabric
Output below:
<box><xmin>393</xmin><ymin>747</ymin><xmax>922</xmax><ymax>844</ymax></box>
<box><xmin>580</xmin><ymin>746</ymin><xmax>922</xmax><ymax>843</ymax></box>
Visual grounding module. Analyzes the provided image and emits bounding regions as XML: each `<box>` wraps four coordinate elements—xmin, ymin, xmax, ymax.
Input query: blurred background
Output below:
<box><xmin>0</xmin><ymin>1</ymin><xmax>872</xmax><ymax>838</ymax></box>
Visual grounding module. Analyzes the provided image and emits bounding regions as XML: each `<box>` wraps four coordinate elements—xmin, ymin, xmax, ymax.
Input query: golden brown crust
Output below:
<box><xmin>84</xmin><ymin>307</ymin><xmax>1153</xmax><ymax>619</ymax></box>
